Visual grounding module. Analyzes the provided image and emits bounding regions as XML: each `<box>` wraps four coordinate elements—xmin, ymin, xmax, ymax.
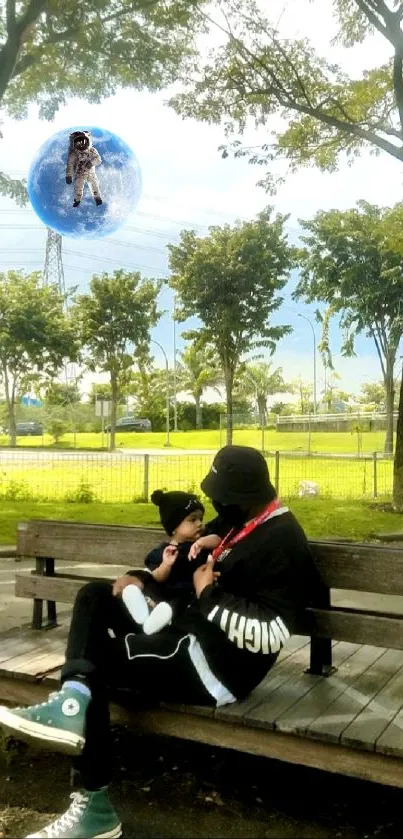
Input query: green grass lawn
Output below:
<box><xmin>1</xmin><ymin>498</ymin><xmax>401</xmax><ymax>546</ymax></box>
<box><xmin>0</xmin><ymin>449</ymin><xmax>393</xmax><ymax>502</ymax></box>
<box><xmin>0</xmin><ymin>427</ymin><xmax>390</xmax><ymax>454</ymax></box>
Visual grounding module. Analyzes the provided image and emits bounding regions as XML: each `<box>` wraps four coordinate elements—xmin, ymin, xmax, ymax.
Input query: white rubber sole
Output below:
<box><xmin>26</xmin><ymin>824</ymin><xmax>122</xmax><ymax>838</ymax></box>
<box><xmin>122</xmin><ymin>584</ymin><xmax>150</xmax><ymax>625</ymax></box>
<box><xmin>143</xmin><ymin>602</ymin><xmax>173</xmax><ymax>635</ymax></box>
<box><xmin>0</xmin><ymin>705</ymin><xmax>85</xmax><ymax>756</ymax></box>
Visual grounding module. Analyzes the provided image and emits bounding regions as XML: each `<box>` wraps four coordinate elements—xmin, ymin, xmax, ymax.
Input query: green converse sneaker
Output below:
<box><xmin>0</xmin><ymin>685</ymin><xmax>88</xmax><ymax>755</ymax></box>
<box><xmin>26</xmin><ymin>788</ymin><xmax>122</xmax><ymax>838</ymax></box>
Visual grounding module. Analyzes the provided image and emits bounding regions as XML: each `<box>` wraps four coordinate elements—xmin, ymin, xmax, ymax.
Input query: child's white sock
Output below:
<box><xmin>143</xmin><ymin>602</ymin><xmax>173</xmax><ymax>635</ymax></box>
<box><xmin>122</xmin><ymin>585</ymin><xmax>150</xmax><ymax>625</ymax></box>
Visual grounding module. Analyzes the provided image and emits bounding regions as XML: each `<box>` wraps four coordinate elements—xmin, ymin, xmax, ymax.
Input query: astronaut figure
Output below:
<box><xmin>66</xmin><ymin>131</ymin><xmax>102</xmax><ymax>207</ymax></box>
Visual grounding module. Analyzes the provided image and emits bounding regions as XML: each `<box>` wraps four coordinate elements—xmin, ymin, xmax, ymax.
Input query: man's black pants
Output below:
<box><xmin>61</xmin><ymin>581</ymin><xmax>215</xmax><ymax>790</ymax></box>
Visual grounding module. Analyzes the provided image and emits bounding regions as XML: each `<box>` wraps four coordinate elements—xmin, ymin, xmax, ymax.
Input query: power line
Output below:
<box><xmin>0</xmin><ymin>259</ymin><xmax>165</xmax><ymax>274</ymax></box>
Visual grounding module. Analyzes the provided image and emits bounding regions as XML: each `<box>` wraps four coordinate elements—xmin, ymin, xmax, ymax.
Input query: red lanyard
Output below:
<box><xmin>212</xmin><ymin>499</ymin><xmax>282</xmax><ymax>561</ymax></box>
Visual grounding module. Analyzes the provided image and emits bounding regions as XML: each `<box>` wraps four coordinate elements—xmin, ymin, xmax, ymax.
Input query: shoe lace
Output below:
<box><xmin>15</xmin><ymin>691</ymin><xmax>61</xmax><ymax>712</ymax></box>
<box><xmin>42</xmin><ymin>792</ymin><xmax>89</xmax><ymax>838</ymax></box>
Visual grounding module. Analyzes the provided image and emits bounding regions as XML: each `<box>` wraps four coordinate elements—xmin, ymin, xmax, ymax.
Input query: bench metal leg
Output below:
<box><xmin>305</xmin><ymin>584</ymin><xmax>337</xmax><ymax>677</ymax></box>
<box><xmin>45</xmin><ymin>558</ymin><xmax>58</xmax><ymax>628</ymax></box>
<box><xmin>32</xmin><ymin>597</ymin><xmax>44</xmax><ymax>630</ymax></box>
<box><xmin>31</xmin><ymin>557</ymin><xmax>58</xmax><ymax>630</ymax></box>
<box><xmin>306</xmin><ymin>636</ymin><xmax>336</xmax><ymax>677</ymax></box>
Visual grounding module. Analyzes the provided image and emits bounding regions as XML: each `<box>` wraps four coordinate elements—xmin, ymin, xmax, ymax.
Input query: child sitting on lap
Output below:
<box><xmin>120</xmin><ymin>489</ymin><xmax>222</xmax><ymax>634</ymax></box>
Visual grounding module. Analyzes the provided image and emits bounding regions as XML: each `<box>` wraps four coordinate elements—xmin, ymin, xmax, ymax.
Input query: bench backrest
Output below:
<box><xmin>16</xmin><ymin>519</ymin><xmax>403</xmax><ymax>651</ymax></box>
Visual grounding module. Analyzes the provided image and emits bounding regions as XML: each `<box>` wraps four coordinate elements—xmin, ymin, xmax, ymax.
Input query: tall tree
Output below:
<box><xmin>169</xmin><ymin>0</ymin><xmax>403</xmax><ymax>506</ymax></box>
<box><xmin>237</xmin><ymin>361</ymin><xmax>289</xmax><ymax>425</ymax></box>
<box><xmin>168</xmin><ymin>207</ymin><xmax>293</xmax><ymax>445</ymax></box>
<box><xmin>129</xmin><ymin>365</ymin><xmax>174</xmax><ymax>433</ymax></box>
<box><xmin>0</xmin><ymin>0</ymin><xmax>206</xmax><ymax>203</ymax></box>
<box><xmin>295</xmin><ymin>201</ymin><xmax>403</xmax><ymax>453</ymax></box>
<box><xmin>171</xmin><ymin>1</ymin><xmax>403</xmax><ymax>192</ymax></box>
<box><xmin>73</xmin><ymin>270</ymin><xmax>161</xmax><ymax>451</ymax></box>
<box><xmin>0</xmin><ymin>270</ymin><xmax>77</xmax><ymax>445</ymax></box>
<box><xmin>176</xmin><ymin>342</ymin><xmax>222</xmax><ymax>429</ymax></box>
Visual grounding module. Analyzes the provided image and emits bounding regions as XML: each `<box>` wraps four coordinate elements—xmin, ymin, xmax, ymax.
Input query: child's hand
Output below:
<box><xmin>162</xmin><ymin>544</ymin><xmax>178</xmax><ymax>567</ymax></box>
<box><xmin>189</xmin><ymin>537</ymin><xmax>206</xmax><ymax>560</ymax></box>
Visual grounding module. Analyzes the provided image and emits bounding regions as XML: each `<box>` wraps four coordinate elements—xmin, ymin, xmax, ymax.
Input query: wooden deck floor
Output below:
<box><xmin>2</xmin><ymin>626</ymin><xmax>403</xmax><ymax>787</ymax></box>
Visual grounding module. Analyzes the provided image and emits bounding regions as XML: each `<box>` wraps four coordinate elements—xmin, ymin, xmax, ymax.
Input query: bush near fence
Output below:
<box><xmin>0</xmin><ymin>451</ymin><xmax>393</xmax><ymax>503</ymax></box>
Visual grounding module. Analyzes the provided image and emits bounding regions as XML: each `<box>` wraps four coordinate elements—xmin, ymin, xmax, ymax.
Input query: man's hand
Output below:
<box><xmin>193</xmin><ymin>556</ymin><xmax>220</xmax><ymax>598</ymax></box>
<box><xmin>162</xmin><ymin>544</ymin><xmax>178</xmax><ymax>567</ymax></box>
<box><xmin>112</xmin><ymin>575</ymin><xmax>139</xmax><ymax>597</ymax></box>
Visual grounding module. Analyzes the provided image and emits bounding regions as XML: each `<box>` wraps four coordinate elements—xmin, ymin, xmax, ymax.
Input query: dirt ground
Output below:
<box><xmin>0</xmin><ymin>730</ymin><xmax>403</xmax><ymax>838</ymax></box>
<box><xmin>1</xmin><ymin>557</ymin><xmax>403</xmax><ymax>838</ymax></box>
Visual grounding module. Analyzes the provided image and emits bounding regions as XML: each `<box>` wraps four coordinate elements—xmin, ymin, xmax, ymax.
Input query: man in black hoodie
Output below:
<box><xmin>0</xmin><ymin>446</ymin><xmax>320</xmax><ymax>839</ymax></box>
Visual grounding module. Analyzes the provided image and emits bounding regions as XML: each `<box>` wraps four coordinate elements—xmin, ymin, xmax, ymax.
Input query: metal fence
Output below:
<box><xmin>0</xmin><ymin>450</ymin><xmax>393</xmax><ymax>503</ymax></box>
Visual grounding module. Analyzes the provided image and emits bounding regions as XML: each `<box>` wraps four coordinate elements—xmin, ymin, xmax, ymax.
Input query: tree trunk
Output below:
<box><xmin>393</xmin><ymin>374</ymin><xmax>403</xmax><ymax>511</ymax></box>
<box><xmin>257</xmin><ymin>395</ymin><xmax>266</xmax><ymax>427</ymax></box>
<box><xmin>195</xmin><ymin>394</ymin><xmax>203</xmax><ymax>430</ymax></box>
<box><xmin>384</xmin><ymin>370</ymin><xmax>395</xmax><ymax>455</ymax></box>
<box><xmin>3</xmin><ymin>366</ymin><xmax>16</xmax><ymax>446</ymax></box>
<box><xmin>109</xmin><ymin>371</ymin><xmax>118</xmax><ymax>453</ymax></box>
<box><xmin>225</xmin><ymin>366</ymin><xmax>234</xmax><ymax>446</ymax></box>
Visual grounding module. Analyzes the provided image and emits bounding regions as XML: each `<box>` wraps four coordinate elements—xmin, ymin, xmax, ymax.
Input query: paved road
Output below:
<box><xmin>0</xmin><ymin>448</ymin><xmax>216</xmax><ymax>462</ymax></box>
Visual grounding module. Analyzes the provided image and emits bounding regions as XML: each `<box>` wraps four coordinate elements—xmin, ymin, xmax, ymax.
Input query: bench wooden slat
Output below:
<box><xmin>18</xmin><ymin>520</ymin><xmax>163</xmax><ymax>565</ymax></box>
<box><xmin>312</xmin><ymin>607</ymin><xmax>403</xmax><ymax>649</ymax></box>
<box><xmin>242</xmin><ymin>641</ymin><xmax>362</xmax><ymax>731</ymax></box>
<box><xmin>15</xmin><ymin>571</ymin><xmax>146</xmax><ymax>604</ymax></box>
<box><xmin>15</xmin><ymin>573</ymin><xmax>87</xmax><ymax>603</ymax></box>
<box><xmin>18</xmin><ymin>521</ymin><xmax>403</xmax><ymax>598</ymax></box>
<box><xmin>275</xmin><ymin>643</ymin><xmax>388</xmax><ymax>738</ymax></box>
<box><xmin>341</xmin><ymin>651</ymin><xmax>403</xmax><ymax>751</ymax></box>
<box><xmin>310</xmin><ymin>541</ymin><xmax>403</xmax><ymax>595</ymax></box>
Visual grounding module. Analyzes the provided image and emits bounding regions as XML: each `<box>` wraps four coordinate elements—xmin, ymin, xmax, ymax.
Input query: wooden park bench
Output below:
<box><xmin>2</xmin><ymin>518</ymin><xmax>403</xmax><ymax>792</ymax></box>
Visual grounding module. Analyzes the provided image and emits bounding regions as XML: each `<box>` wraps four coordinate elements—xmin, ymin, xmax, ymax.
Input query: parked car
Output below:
<box><xmin>15</xmin><ymin>421</ymin><xmax>43</xmax><ymax>436</ymax></box>
<box><xmin>105</xmin><ymin>416</ymin><xmax>151</xmax><ymax>433</ymax></box>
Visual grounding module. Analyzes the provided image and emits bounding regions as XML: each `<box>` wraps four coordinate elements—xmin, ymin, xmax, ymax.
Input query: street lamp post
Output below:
<box><xmin>298</xmin><ymin>314</ymin><xmax>317</xmax><ymax>414</ymax></box>
<box><xmin>151</xmin><ymin>339</ymin><xmax>170</xmax><ymax>447</ymax></box>
<box><xmin>244</xmin><ymin>372</ymin><xmax>265</xmax><ymax>452</ymax></box>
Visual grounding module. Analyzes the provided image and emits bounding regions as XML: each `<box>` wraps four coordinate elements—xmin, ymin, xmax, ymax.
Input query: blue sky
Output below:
<box><xmin>0</xmin><ymin>0</ymin><xmax>402</xmax><ymax>401</ymax></box>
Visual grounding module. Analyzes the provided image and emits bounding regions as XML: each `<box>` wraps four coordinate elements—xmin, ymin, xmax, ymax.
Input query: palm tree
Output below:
<box><xmin>177</xmin><ymin>343</ymin><xmax>222</xmax><ymax>430</ymax></box>
<box><xmin>239</xmin><ymin>362</ymin><xmax>290</xmax><ymax>425</ymax></box>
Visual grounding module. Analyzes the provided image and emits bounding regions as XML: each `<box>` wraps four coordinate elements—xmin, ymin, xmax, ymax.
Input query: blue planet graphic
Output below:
<box><xmin>27</xmin><ymin>126</ymin><xmax>142</xmax><ymax>238</ymax></box>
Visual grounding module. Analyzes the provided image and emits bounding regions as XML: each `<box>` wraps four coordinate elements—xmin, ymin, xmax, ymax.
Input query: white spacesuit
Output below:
<box><xmin>66</xmin><ymin>131</ymin><xmax>102</xmax><ymax>207</ymax></box>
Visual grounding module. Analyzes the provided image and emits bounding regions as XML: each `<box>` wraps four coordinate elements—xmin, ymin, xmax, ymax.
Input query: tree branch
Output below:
<box><xmin>202</xmin><ymin>6</ymin><xmax>403</xmax><ymax>162</ymax></box>
<box><xmin>6</xmin><ymin>0</ymin><xmax>16</xmax><ymax>34</ymax></box>
<box><xmin>11</xmin><ymin>2</ymin><xmax>157</xmax><ymax>80</ymax></box>
<box><xmin>393</xmin><ymin>52</ymin><xmax>403</xmax><ymax>135</ymax></box>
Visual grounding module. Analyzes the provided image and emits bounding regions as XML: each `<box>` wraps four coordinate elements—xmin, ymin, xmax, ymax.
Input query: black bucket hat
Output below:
<box><xmin>200</xmin><ymin>445</ymin><xmax>276</xmax><ymax>505</ymax></box>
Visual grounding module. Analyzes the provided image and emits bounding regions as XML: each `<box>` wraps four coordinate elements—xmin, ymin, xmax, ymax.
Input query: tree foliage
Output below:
<box><xmin>176</xmin><ymin>342</ymin><xmax>222</xmax><ymax>429</ymax></box>
<box><xmin>0</xmin><ymin>270</ymin><xmax>77</xmax><ymax>445</ymax></box>
<box><xmin>73</xmin><ymin>269</ymin><xmax>161</xmax><ymax>451</ymax></box>
<box><xmin>237</xmin><ymin>361</ymin><xmax>289</xmax><ymax>423</ymax></box>
<box><xmin>170</xmin><ymin>0</ymin><xmax>403</xmax><ymax>192</ymax></box>
<box><xmin>168</xmin><ymin>207</ymin><xmax>293</xmax><ymax>444</ymax></box>
<box><xmin>294</xmin><ymin>200</ymin><xmax>403</xmax><ymax>453</ymax></box>
<box><xmin>0</xmin><ymin>0</ymin><xmax>206</xmax><ymax>201</ymax></box>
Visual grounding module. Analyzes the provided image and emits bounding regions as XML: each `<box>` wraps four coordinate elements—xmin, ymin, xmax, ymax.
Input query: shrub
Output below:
<box><xmin>2</xmin><ymin>480</ymin><xmax>33</xmax><ymax>501</ymax></box>
<box><xmin>65</xmin><ymin>481</ymin><xmax>98</xmax><ymax>503</ymax></box>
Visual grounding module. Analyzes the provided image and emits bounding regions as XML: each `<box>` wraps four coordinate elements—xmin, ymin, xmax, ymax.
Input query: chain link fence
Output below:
<box><xmin>0</xmin><ymin>450</ymin><xmax>394</xmax><ymax>503</ymax></box>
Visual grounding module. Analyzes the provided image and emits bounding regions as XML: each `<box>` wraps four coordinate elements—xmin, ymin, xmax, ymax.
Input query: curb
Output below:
<box><xmin>0</xmin><ymin>546</ymin><xmax>16</xmax><ymax>557</ymax></box>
